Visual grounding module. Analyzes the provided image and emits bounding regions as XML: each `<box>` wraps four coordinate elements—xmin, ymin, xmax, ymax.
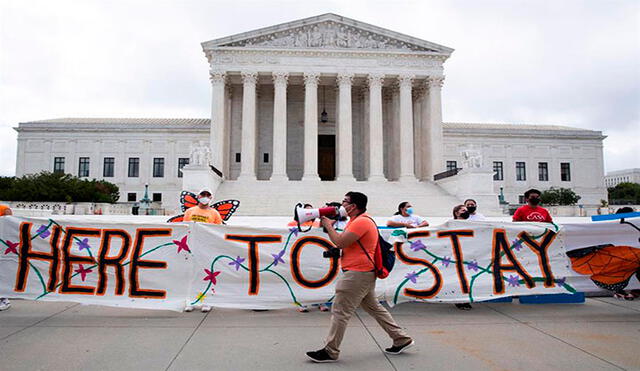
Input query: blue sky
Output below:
<box><xmin>1</xmin><ymin>0</ymin><xmax>638</xmax><ymax>176</ymax></box>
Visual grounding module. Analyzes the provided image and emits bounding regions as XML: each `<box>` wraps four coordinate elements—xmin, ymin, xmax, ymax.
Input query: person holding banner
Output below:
<box><xmin>513</xmin><ymin>189</ymin><xmax>553</xmax><ymax>223</ymax></box>
<box><xmin>386</xmin><ymin>201</ymin><xmax>429</xmax><ymax>228</ymax></box>
<box><xmin>464</xmin><ymin>199</ymin><xmax>486</xmax><ymax>221</ymax></box>
<box><xmin>0</xmin><ymin>204</ymin><xmax>12</xmax><ymax>311</ymax></box>
<box><xmin>452</xmin><ymin>205</ymin><xmax>473</xmax><ymax>310</ymax></box>
<box><xmin>306</xmin><ymin>192</ymin><xmax>413</xmax><ymax>363</ymax></box>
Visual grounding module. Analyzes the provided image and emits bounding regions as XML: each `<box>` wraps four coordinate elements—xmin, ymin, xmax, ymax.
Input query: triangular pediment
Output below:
<box><xmin>202</xmin><ymin>13</ymin><xmax>453</xmax><ymax>54</ymax></box>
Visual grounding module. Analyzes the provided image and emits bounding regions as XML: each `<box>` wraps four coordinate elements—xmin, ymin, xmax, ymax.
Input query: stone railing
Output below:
<box><xmin>0</xmin><ymin>201</ymin><xmax>165</xmax><ymax>216</ymax></box>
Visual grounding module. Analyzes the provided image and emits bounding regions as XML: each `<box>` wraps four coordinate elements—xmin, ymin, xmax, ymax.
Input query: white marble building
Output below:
<box><xmin>605</xmin><ymin>168</ymin><xmax>640</xmax><ymax>188</ymax></box>
<box><xmin>12</xmin><ymin>14</ymin><xmax>607</xmax><ymax>215</ymax></box>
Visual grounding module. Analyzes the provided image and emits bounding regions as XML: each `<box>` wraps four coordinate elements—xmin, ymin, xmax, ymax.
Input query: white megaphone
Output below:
<box><xmin>293</xmin><ymin>202</ymin><xmax>348</xmax><ymax>232</ymax></box>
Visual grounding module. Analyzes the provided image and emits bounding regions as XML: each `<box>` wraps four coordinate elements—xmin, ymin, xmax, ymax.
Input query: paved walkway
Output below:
<box><xmin>1</xmin><ymin>298</ymin><xmax>639</xmax><ymax>370</ymax></box>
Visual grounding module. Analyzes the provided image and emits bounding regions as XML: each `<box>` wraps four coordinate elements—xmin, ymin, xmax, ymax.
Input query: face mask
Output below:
<box><xmin>459</xmin><ymin>211</ymin><xmax>470</xmax><ymax>219</ymax></box>
<box><xmin>529</xmin><ymin>198</ymin><xmax>540</xmax><ymax>206</ymax></box>
<box><xmin>405</xmin><ymin>207</ymin><xmax>414</xmax><ymax>215</ymax></box>
<box><xmin>466</xmin><ymin>206</ymin><xmax>477</xmax><ymax>214</ymax></box>
<box><xmin>198</xmin><ymin>197</ymin><xmax>211</xmax><ymax>205</ymax></box>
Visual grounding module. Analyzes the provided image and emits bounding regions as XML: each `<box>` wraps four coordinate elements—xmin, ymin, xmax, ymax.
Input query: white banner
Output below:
<box><xmin>1</xmin><ymin>217</ymin><xmax>638</xmax><ymax>311</ymax></box>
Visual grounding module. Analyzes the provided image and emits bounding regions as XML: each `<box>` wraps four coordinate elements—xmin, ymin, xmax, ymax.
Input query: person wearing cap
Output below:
<box><xmin>0</xmin><ymin>204</ymin><xmax>12</xmax><ymax>311</ymax></box>
<box><xmin>183</xmin><ymin>188</ymin><xmax>222</xmax><ymax>225</ymax></box>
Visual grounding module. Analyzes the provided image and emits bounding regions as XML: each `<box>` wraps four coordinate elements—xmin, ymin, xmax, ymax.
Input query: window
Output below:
<box><xmin>53</xmin><ymin>157</ymin><xmax>65</xmax><ymax>174</ymax></box>
<box><xmin>152</xmin><ymin>193</ymin><xmax>162</xmax><ymax>202</ymax></box>
<box><xmin>127</xmin><ymin>192</ymin><xmax>137</xmax><ymax>202</ymax></box>
<box><xmin>153</xmin><ymin>158</ymin><xmax>164</xmax><ymax>178</ymax></box>
<box><xmin>516</xmin><ymin>162</ymin><xmax>526</xmax><ymax>181</ymax></box>
<box><xmin>103</xmin><ymin>157</ymin><xmax>115</xmax><ymax>177</ymax></box>
<box><xmin>561</xmin><ymin>162</ymin><xmax>571</xmax><ymax>181</ymax></box>
<box><xmin>518</xmin><ymin>195</ymin><xmax>526</xmax><ymax>204</ymax></box>
<box><xmin>263</xmin><ymin>153</ymin><xmax>269</xmax><ymax>163</ymax></box>
<box><xmin>493</xmin><ymin>161</ymin><xmax>503</xmax><ymax>181</ymax></box>
<box><xmin>538</xmin><ymin>162</ymin><xmax>548</xmax><ymax>181</ymax></box>
<box><xmin>78</xmin><ymin>157</ymin><xmax>90</xmax><ymax>177</ymax></box>
<box><xmin>235</xmin><ymin>153</ymin><xmax>241</xmax><ymax>162</ymax></box>
<box><xmin>178</xmin><ymin>158</ymin><xmax>189</xmax><ymax>178</ymax></box>
<box><xmin>128</xmin><ymin>158</ymin><xmax>139</xmax><ymax>177</ymax></box>
<box><xmin>446</xmin><ymin>161</ymin><xmax>457</xmax><ymax>171</ymax></box>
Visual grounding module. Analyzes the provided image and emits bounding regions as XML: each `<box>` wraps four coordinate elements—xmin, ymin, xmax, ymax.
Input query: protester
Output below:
<box><xmin>512</xmin><ymin>189</ymin><xmax>553</xmax><ymax>223</ymax></box>
<box><xmin>306</xmin><ymin>191</ymin><xmax>414</xmax><ymax>363</ymax></box>
<box><xmin>451</xmin><ymin>204</ymin><xmax>473</xmax><ymax>310</ymax></box>
<box><xmin>386</xmin><ymin>201</ymin><xmax>429</xmax><ymax>228</ymax></box>
<box><xmin>325</xmin><ymin>202</ymin><xmax>348</xmax><ymax>231</ymax></box>
<box><xmin>0</xmin><ymin>204</ymin><xmax>12</xmax><ymax>311</ymax></box>
<box><xmin>464</xmin><ymin>199</ymin><xmax>486</xmax><ymax>221</ymax></box>
<box><xmin>183</xmin><ymin>188</ymin><xmax>221</xmax><ymax>312</ymax></box>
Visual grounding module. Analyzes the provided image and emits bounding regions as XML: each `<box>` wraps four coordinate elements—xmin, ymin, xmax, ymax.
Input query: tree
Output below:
<box><xmin>0</xmin><ymin>172</ymin><xmax>119</xmax><ymax>203</ymax></box>
<box><xmin>540</xmin><ymin>187</ymin><xmax>581</xmax><ymax>206</ymax></box>
<box><xmin>608</xmin><ymin>182</ymin><xmax>640</xmax><ymax>205</ymax></box>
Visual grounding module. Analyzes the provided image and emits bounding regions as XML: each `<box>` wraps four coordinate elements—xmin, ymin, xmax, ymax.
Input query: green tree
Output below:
<box><xmin>608</xmin><ymin>182</ymin><xmax>640</xmax><ymax>204</ymax></box>
<box><xmin>540</xmin><ymin>187</ymin><xmax>581</xmax><ymax>205</ymax></box>
<box><xmin>0</xmin><ymin>172</ymin><xmax>119</xmax><ymax>203</ymax></box>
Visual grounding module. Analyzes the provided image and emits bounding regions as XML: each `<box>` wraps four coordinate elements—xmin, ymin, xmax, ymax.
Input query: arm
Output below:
<box><xmin>321</xmin><ymin>216</ymin><xmax>359</xmax><ymax>249</ymax></box>
<box><xmin>386</xmin><ymin>220</ymin><xmax>411</xmax><ymax>228</ymax></box>
<box><xmin>416</xmin><ymin>220</ymin><xmax>429</xmax><ymax>227</ymax></box>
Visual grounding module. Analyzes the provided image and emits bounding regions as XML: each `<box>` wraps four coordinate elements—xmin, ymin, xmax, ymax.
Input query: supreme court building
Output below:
<box><xmin>13</xmin><ymin>14</ymin><xmax>607</xmax><ymax>215</ymax></box>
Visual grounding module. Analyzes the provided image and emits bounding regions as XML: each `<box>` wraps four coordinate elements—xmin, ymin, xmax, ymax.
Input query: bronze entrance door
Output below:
<box><xmin>318</xmin><ymin>135</ymin><xmax>335</xmax><ymax>181</ymax></box>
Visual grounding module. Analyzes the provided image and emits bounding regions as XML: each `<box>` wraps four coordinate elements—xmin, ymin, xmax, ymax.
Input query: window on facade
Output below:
<box><xmin>78</xmin><ymin>157</ymin><xmax>90</xmax><ymax>177</ymax></box>
<box><xmin>235</xmin><ymin>153</ymin><xmax>241</xmax><ymax>162</ymax></box>
<box><xmin>152</xmin><ymin>193</ymin><xmax>162</xmax><ymax>202</ymax></box>
<box><xmin>103</xmin><ymin>157</ymin><xmax>115</xmax><ymax>177</ymax></box>
<box><xmin>153</xmin><ymin>158</ymin><xmax>165</xmax><ymax>178</ymax></box>
<box><xmin>127</xmin><ymin>192</ymin><xmax>137</xmax><ymax>202</ymax></box>
<box><xmin>518</xmin><ymin>195</ymin><xmax>526</xmax><ymax>204</ymax></box>
<box><xmin>561</xmin><ymin>162</ymin><xmax>571</xmax><ymax>181</ymax></box>
<box><xmin>538</xmin><ymin>162</ymin><xmax>548</xmax><ymax>181</ymax></box>
<box><xmin>493</xmin><ymin>161</ymin><xmax>503</xmax><ymax>181</ymax></box>
<box><xmin>263</xmin><ymin>153</ymin><xmax>269</xmax><ymax>163</ymax></box>
<box><xmin>53</xmin><ymin>157</ymin><xmax>65</xmax><ymax>174</ymax></box>
<box><xmin>178</xmin><ymin>158</ymin><xmax>189</xmax><ymax>178</ymax></box>
<box><xmin>446</xmin><ymin>161</ymin><xmax>457</xmax><ymax>171</ymax></box>
<box><xmin>516</xmin><ymin>162</ymin><xmax>526</xmax><ymax>181</ymax></box>
<box><xmin>128</xmin><ymin>158</ymin><xmax>139</xmax><ymax>177</ymax></box>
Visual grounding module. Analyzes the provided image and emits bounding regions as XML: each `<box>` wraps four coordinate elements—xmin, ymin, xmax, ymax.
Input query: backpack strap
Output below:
<box><xmin>354</xmin><ymin>216</ymin><xmax>379</xmax><ymax>271</ymax></box>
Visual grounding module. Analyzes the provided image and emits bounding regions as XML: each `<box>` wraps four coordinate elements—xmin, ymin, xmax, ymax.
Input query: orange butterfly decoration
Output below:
<box><xmin>167</xmin><ymin>191</ymin><xmax>240</xmax><ymax>223</ymax></box>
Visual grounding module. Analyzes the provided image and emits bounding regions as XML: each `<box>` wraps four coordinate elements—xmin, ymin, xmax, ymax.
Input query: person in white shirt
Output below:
<box><xmin>464</xmin><ymin>199</ymin><xmax>486</xmax><ymax>221</ymax></box>
<box><xmin>386</xmin><ymin>202</ymin><xmax>429</xmax><ymax>228</ymax></box>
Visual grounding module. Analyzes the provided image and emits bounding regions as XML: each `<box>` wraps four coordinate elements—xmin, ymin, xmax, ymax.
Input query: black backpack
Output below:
<box><xmin>355</xmin><ymin>217</ymin><xmax>395</xmax><ymax>279</ymax></box>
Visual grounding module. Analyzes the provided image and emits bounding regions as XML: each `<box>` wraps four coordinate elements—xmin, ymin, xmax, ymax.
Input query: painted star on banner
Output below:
<box><xmin>410</xmin><ymin>240</ymin><xmax>425</xmax><ymax>252</ymax></box>
<box><xmin>441</xmin><ymin>256</ymin><xmax>451</xmax><ymax>268</ymax></box>
<box><xmin>173</xmin><ymin>235</ymin><xmax>190</xmax><ymax>253</ymax></box>
<box><xmin>228</xmin><ymin>256</ymin><xmax>245</xmax><ymax>271</ymax></box>
<box><xmin>271</xmin><ymin>250</ymin><xmax>286</xmax><ymax>266</ymax></box>
<box><xmin>36</xmin><ymin>225</ymin><xmax>51</xmax><ymax>239</ymax></box>
<box><xmin>466</xmin><ymin>260</ymin><xmax>479</xmax><ymax>272</ymax></box>
<box><xmin>288</xmin><ymin>227</ymin><xmax>299</xmax><ymax>237</ymax></box>
<box><xmin>507</xmin><ymin>275</ymin><xmax>520</xmax><ymax>287</ymax></box>
<box><xmin>77</xmin><ymin>238</ymin><xmax>91</xmax><ymax>251</ymax></box>
<box><xmin>203</xmin><ymin>269</ymin><xmax>221</xmax><ymax>285</ymax></box>
<box><xmin>4</xmin><ymin>241</ymin><xmax>18</xmax><ymax>255</ymax></box>
<box><xmin>555</xmin><ymin>277</ymin><xmax>566</xmax><ymax>286</ymax></box>
<box><xmin>74</xmin><ymin>264</ymin><xmax>93</xmax><ymax>281</ymax></box>
<box><xmin>404</xmin><ymin>271</ymin><xmax>419</xmax><ymax>284</ymax></box>
<box><xmin>511</xmin><ymin>239</ymin><xmax>523</xmax><ymax>251</ymax></box>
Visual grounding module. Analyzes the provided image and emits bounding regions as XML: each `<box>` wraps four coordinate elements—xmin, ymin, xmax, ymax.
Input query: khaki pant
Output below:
<box><xmin>324</xmin><ymin>271</ymin><xmax>412</xmax><ymax>359</ymax></box>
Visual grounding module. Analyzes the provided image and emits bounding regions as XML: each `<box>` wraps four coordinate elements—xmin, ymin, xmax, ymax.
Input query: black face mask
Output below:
<box><xmin>459</xmin><ymin>211</ymin><xmax>470</xmax><ymax>219</ymax></box>
<box><xmin>466</xmin><ymin>206</ymin><xmax>477</xmax><ymax>214</ymax></box>
<box><xmin>529</xmin><ymin>198</ymin><xmax>541</xmax><ymax>206</ymax></box>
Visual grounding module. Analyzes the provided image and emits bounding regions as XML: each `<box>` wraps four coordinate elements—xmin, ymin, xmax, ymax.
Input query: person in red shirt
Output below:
<box><xmin>306</xmin><ymin>191</ymin><xmax>413</xmax><ymax>363</ymax></box>
<box><xmin>513</xmin><ymin>189</ymin><xmax>553</xmax><ymax>223</ymax></box>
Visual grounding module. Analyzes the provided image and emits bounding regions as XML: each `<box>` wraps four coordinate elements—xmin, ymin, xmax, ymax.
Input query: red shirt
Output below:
<box><xmin>341</xmin><ymin>213</ymin><xmax>377</xmax><ymax>271</ymax></box>
<box><xmin>513</xmin><ymin>205</ymin><xmax>553</xmax><ymax>223</ymax></box>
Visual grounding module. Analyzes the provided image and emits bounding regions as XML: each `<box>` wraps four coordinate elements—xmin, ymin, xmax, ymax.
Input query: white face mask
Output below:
<box><xmin>198</xmin><ymin>197</ymin><xmax>211</xmax><ymax>205</ymax></box>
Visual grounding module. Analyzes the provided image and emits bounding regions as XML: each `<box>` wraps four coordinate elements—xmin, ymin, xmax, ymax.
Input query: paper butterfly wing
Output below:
<box><xmin>212</xmin><ymin>199</ymin><xmax>240</xmax><ymax>221</ymax></box>
<box><xmin>180</xmin><ymin>191</ymin><xmax>199</xmax><ymax>212</ymax></box>
<box><xmin>167</xmin><ymin>214</ymin><xmax>185</xmax><ymax>223</ymax></box>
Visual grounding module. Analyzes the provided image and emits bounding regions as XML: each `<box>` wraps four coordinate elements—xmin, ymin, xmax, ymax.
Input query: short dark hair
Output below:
<box><xmin>524</xmin><ymin>189</ymin><xmax>542</xmax><ymax>199</ymax></box>
<box><xmin>394</xmin><ymin>201</ymin><xmax>409</xmax><ymax>215</ymax></box>
<box><xmin>345</xmin><ymin>191</ymin><xmax>367</xmax><ymax>211</ymax></box>
<box><xmin>616</xmin><ymin>206</ymin><xmax>635</xmax><ymax>214</ymax></box>
<box><xmin>464</xmin><ymin>199</ymin><xmax>476</xmax><ymax>205</ymax></box>
<box><xmin>452</xmin><ymin>204</ymin><xmax>465</xmax><ymax>218</ymax></box>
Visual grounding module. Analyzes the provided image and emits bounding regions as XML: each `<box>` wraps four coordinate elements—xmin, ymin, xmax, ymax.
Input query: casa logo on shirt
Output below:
<box><xmin>526</xmin><ymin>212</ymin><xmax>546</xmax><ymax>221</ymax></box>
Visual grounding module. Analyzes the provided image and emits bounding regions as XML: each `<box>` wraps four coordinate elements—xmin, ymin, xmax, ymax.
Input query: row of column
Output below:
<box><xmin>209</xmin><ymin>70</ymin><xmax>444</xmax><ymax>181</ymax></box>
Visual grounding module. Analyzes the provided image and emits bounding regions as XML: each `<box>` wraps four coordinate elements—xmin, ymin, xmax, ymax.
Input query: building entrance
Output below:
<box><xmin>318</xmin><ymin>135</ymin><xmax>335</xmax><ymax>181</ymax></box>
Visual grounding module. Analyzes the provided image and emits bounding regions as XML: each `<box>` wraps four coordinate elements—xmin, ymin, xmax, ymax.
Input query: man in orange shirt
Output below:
<box><xmin>183</xmin><ymin>188</ymin><xmax>222</xmax><ymax>225</ymax></box>
<box><xmin>306</xmin><ymin>191</ymin><xmax>413</xmax><ymax>363</ymax></box>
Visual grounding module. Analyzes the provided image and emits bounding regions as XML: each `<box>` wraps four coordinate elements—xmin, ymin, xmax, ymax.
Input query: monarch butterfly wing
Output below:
<box><xmin>180</xmin><ymin>191</ymin><xmax>199</xmax><ymax>212</ymax></box>
<box><xmin>167</xmin><ymin>214</ymin><xmax>185</xmax><ymax>223</ymax></box>
<box><xmin>212</xmin><ymin>199</ymin><xmax>240</xmax><ymax>221</ymax></box>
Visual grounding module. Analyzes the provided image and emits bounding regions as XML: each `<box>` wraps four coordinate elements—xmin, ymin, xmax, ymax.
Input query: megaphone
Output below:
<box><xmin>293</xmin><ymin>202</ymin><xmax>347</xmax><ymax>232</ymax></box>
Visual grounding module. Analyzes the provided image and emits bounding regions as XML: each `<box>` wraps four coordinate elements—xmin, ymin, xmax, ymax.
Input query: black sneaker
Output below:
<box><xmin>455</xmin><ymin>303</ymin><xmax>473</xmax><ymax>310</ymax></box>
<box><xmin>306</xmin><ymin>348</ymin><xmax>337</xmax><ymax>363</ymax></box>
<box><xmin>385</xmin><ymin>340</ymin><xmax>415</xmax><ymax>354</ymax></box>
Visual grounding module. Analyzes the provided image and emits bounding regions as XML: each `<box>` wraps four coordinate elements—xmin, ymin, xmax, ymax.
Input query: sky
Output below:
<box><xmin>1</xmin><ymin>0</ymin><xmax>638</xmax><ymax>177</ymax></box>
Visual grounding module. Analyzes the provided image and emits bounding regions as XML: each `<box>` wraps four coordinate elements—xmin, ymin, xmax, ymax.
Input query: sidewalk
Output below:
<box><xmin>1</xmin><ymin>298</ymin><xmax>638</xmax><ymax>370</ymax></box>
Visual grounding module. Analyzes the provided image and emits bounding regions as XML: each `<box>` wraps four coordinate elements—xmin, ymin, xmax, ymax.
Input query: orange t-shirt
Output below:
<box><xmin>341</xmin><ymin>213</ymin><xmax>377</xmax><ymax>271</ymax></box>
<box><xmin>184</xmin><ymin>206</ymin><xmax>222</xmax><ymax>224</ymax></box>
<box><xmin>0</xmin><ymin>204</ymin><xmax>11</xmax><ymax>216</ymax></box>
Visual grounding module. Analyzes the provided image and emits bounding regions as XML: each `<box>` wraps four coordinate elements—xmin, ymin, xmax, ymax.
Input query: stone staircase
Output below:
<box><xmin>214</xmin><ymin>179</ymin><xmax>475</xmax><ymax>217</ymax></box>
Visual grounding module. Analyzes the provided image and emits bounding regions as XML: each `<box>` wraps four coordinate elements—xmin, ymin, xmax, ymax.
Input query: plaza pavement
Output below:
<box><xmin>0</xmin><ymin>298</ymin><xmax>638</xmax><ymax>371</ymax></box>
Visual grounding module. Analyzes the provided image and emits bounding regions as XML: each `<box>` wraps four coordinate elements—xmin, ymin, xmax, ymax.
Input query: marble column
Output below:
<box><xmin>238</xmin><ymin>71</ymin><xmax>258</xmax><ymax>181</ymax></box>
<box><xmin>423</xmin><ymin>75</ymin><xmax>445</xmax><ymax>180</ymax></box>
<box><xmin>209</xmin><ymin>69</ymin><xmax>226</xmax><ymax>177</ymax></box>
<box><xmin>302</xmin><ymin>72</ymin><xmax>320</xmax><ymax>181</ymax></box>
<box><xmin>337</xmin><ymin>73</ymin><xmax>355</xmax><ymax>181</ymax></box>
<box><xmin>368</xmin><ymin>73</ymin><xmax>385</xmax><ymax>181</ymax></box>
<box><xmin>271</xmin><ymin>71</ymin><xmax>289</xmax><ymax>181</ymax></box>
<box><xmin>398</xmin><ymin>74</ymin><xmax>415</xmax><ymax>181</ymax></box>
